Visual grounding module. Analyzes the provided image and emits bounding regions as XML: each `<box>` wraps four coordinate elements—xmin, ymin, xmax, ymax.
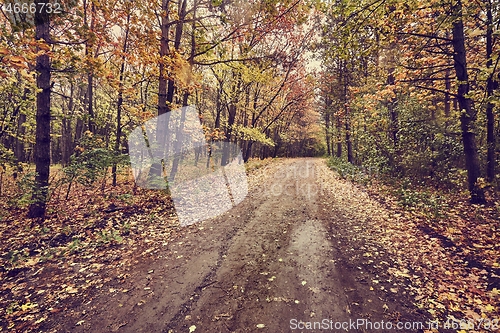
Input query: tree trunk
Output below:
<box><xmin>244</xmin><ymin>141</ymin><xmax>253</xmax><ymax>162</ymax></box>
<box><xmin>222</xmin><ymin>103</ymin><xmax>237</xmax><ymax>166</ymax></box>
<box><xmin>343</xmin><ymin>72</ymin><xmax>353</xmax><ymax>163</ymax></box>
<box><xmin>486</xmin><ymin>0</ymin><xmax>496</xmax><ymax>183</ymax></box>
<box><xmin>15</xmin><ymin>88</ymin><xmax>27</xmax><ymax>162</ymax></box>
<box><xmin>336</xmin><ymin>115</ymin><xmax>342</xmax><ymax>158</ymax></box>
<box><xmin>158</xmin><ymin>0</ymin><xmax>171</xmax><ymax>118</ymax></box>
<box><xmin>112</xmin><ymin>11</ymin><xmax>131</xmax><ymax>186</ymax></box>
<box><xmin>324</xmin><ymin>94</ymin><xmax>331</xmax><ymax>156</ymax></box>
<box><xmin>61</xmin><ymin>83</ymin><xmax>74</xmax><ymax>165</ymax></box>
<box><xmin>166</xmin><ymin>0</ymin><xmax>187</xmax><ymax>108</ymax></box>
<box><xmin>151</xmin><ymin>0</ymin><xmax>172</xmax><ymax>180</ymax></box>
<box><xmin>61</xmin><ymin>117</ymin><xmax>71</xmax><ymax>165</ymax></box>
<box><xmin>170</xmin><ymin>0</ymin><xmax>197</xmax><ymax>180</ymax></box>
<box><xmin>451</xmin><ymin>0</ymin><xmax>486</xmax><ymax>204</ymax></box>
<box><xmin>84</xmin><ymin>1</ymin><xmax>96</xmax><ymax>133</ymax></box>
<box><xmin>387</xmin><ymin>70</ymin><xmax>398</xmax><ymax>147</ymax></box>
<box><xmin>28</xmin><ymin>1</ymin><xmax>51</xmax><ymax>218</ymax></box>
<box><xmin>444</xmin><ymin>67</ymin><xmax>451</xmax><ymax>117</ymax></box>
<box><xmin>325</xmin><ymin>113</ymin><xmax>331</xmax><ymax>156</ymax></box>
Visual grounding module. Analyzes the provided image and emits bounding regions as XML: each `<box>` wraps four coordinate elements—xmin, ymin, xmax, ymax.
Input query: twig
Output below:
<box><xmin>199</xmin><ymin>280</ymin><xmax>218</xmax><ymax>289</ymax></box>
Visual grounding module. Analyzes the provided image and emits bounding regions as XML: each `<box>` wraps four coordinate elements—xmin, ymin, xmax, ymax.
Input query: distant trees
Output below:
<box><xmin>0</xmin><ymin>0</ymin><xmax>322</xmax><ymax>219</ymax></box>
<box><xmin>318</xmin><ymin>0</ymin><xmax>499</xmax><ymax>203</ymax></box>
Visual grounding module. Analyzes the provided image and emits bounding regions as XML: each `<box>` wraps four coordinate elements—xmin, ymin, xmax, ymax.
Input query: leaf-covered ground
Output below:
<box><xmin>325</xmin><ymin>168</ymin><xmax>500</xmax><ymax>332</ymax></box>
<box><xmin>1</xmin><ymin>157</ymin><xmax>499</xmax><ymax>332</ymax></box>
<box><xmin>0</xmin><ymin>158</ymin><xmax>276</xmax><ymax>332</ymax></box>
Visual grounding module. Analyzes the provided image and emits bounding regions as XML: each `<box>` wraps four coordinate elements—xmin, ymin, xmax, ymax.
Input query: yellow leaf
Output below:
<box><xmin>38</xmin><ymin>42</ymin><xmax>50</xmax><ymax>51</ymax></box>
<box><xmin>484</xmin><ymin>304</ymin><xmax>495</xmax><ymax>312</ymax></box>
<box><xmin>469</xmin><ymin>29</ymin><xmax>482</xmax><ymax>38</ymax></box>
<box><xmin>8</xmin><ymin>55</ymin><xmax>25</xmax><ymax>63</ymax></box>
<box><xmin>21</xmin><ymin>302</ymin><xmax>38</xmax><ymax>311</ymax></box>
<box><xmin>5</xmin><ymin>55</ymin><xmax>28</xmax><ymax>69</ymax></box>
<box><xmin>25</xmin><ymin>258</ymin><xmax>38</xmax><ymax>266</ymax></box>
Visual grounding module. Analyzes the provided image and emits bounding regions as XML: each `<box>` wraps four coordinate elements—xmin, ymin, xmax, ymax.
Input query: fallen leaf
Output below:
<box><xmin>484</xmin><ymin>304</ymin><xmax>495</xmax><ymax>312</ymax></box>
<box><xmin>21</xmin><ymin>302</ymin><xmax>38</xmax><ymax>311</ymax></box>
<box><xmin>65</xmin><ymin>286</ymin><xmax>78</xmax><ymax>294</ymax></box>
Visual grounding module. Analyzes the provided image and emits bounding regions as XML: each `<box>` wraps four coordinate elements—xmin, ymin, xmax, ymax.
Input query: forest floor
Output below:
<box><xmin>1</xmin><ymin>158</ymin><xmax>499</xmax><ymax>332</ymax></box>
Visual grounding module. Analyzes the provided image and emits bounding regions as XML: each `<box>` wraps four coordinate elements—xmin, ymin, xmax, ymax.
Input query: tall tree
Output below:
<box><xmin>28</xmin><ymin>1</ymin><xmax>51</xmax><ymax>218</ymax></box>
<box><xmin>451</xmin><ymin>0</ymin><xmax>485</xmax><ymax>203</ymax></box>
<box><xmin>83</xmin><ymin>0</ymin><xmax>96</xmax><ymax>133</ymax></box>
<box><xmin>485</xmin><ymin>0</ymin><xmax>497</xmax><ymax>183</ymax></box>
<box><xmin>112</xmin><ymin>4</ymin><xmax>131</xmax><ymax>186</ymax></box>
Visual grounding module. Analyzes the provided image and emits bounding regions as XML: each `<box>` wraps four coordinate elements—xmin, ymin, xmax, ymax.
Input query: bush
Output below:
<box><xmin>395</xmin><ymin>180</ymin><xmax>447</xmax><ymax>218</ymax></box>
<box><xmin>326</xmin><ymin>156</ymin><xmax>376</xmax><ymax>185</ymax></box>
<box><xmin>60</xmin><ymin>131</ymin><xmax>117</xmax><ymax>199</ymax></box>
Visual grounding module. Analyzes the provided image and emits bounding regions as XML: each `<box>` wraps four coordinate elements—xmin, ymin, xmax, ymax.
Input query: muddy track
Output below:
<box><xmin>50</xmin><ymin>158</ymin><xmax>428</xmax><ymax>333</ymax></box>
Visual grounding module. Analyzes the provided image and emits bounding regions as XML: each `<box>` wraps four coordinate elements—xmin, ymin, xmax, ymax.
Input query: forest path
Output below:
<box><xmin>56</xmin><ymin>158</ymin><xmax>427</xmax><ymax>333</ymax></box>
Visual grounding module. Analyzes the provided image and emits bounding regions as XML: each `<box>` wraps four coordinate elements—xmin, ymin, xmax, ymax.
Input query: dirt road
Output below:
<box><xmin>53</xmin><ymin>158</ymin><xmax>427</xmax><ymax>332</ymax></box>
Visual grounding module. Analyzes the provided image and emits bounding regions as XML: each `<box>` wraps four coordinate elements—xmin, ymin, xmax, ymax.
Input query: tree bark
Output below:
<box><xmin>444</xmin><ymin>67</ymin><xmax>451</xmax><ymax>117</ymax></box>
<box><xmin>486</xmin><ymin>0</ymin><xmax>496</xmax><ymax>183</ymax></box>
<box><xmin>166</xmin><ymin>0</ymin><xmax>187</xmax><ymax>108</ymax></box>
<box><xmin>170</xmin><ymin>0</ymin><xmax>199</xmax><ymax>181</ymax></box>
<box><xmin>150</xmin><ymin>0</ymin><xmax>172</xmax><ymax>181</ymax></box>
<box><xmin>451</xmin><ymin>0</ymin><xmax>486</xmax><ymax>204</ymax></box>
<box><xmin>158</xmin><ymin>0</ymin><xmax>170</xmax><ymax>118</ymax></box>
<box><xmin>336</xmin><ymin>115</ymin><xmax>342</xmax><ymax>158</ymax></box>
<box><xmin>387</xmin><ymin>70</ymin><xmax>398</xmax><ymax>147</ymax></box>
<box><xmin>28</xmin><ymin>0</ymin><xmax>51</xmax><ymax>218</ymax></box>
<box><xmin>343</xmin><ymin>71</ymin><xmax>353</xmax><ymax>163</ymax></box>
<box><xmin>14</xmin><ymin>88</ymin><xmax>28</xmax><ymax>162</ymax></box>
<box><xmin>325</xmin><ymin>109</ymin><xmax>331</xmax><ymax>156</ymax></box>
<box><xmin>84</xmin><ymin>0</ymin><xmax>96</xmax><ymax>133</ymax></box>
<box><xmin>61</xmin><ymin>82</ymin><xmax>74</xmax><ymax>165</ymax></box>
<box><xmin>112</xmin><ymin>11</ymin><xmax>131</xmax><ymax>186</ymax></box>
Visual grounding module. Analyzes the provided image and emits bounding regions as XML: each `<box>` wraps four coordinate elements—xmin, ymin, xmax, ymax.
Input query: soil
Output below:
<box><xmin>42</xmin><ymin>158</ymin><xmax>429</xmax><ymax>332</ymax></box>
